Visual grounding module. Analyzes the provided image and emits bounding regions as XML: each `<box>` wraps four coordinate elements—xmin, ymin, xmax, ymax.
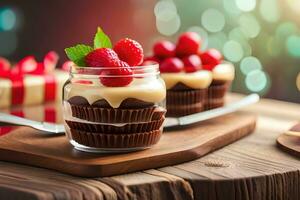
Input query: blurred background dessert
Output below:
<box><xmin>0</xmin><ymin>0</ymin><xmax>300</xmax><ymax>103</ymax></box>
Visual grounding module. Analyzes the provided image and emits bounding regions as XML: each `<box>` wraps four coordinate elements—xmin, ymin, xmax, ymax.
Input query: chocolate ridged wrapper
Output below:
<box><xmin>166</xmin><ymin>89</ymin><xmax>206</xmax><ymax>117</ymax></box>
<box><xmin>66</xmin><ymin>117</ymin><xmax>165</xmax><ymax>134</ymax></box>
<box><xmin>166</xmin><ymin>89</ymin><xmax>206</xmax><ymax>105</ymax></box>
<box><xmin>166</xmin><ymin>102</ymin><xmax>204</xmax><ymax>117</ymax></box>
<box><xmin>205</xmin><ymin>81</ymin><xmax>231</xmax><ymax>110</ymax></box>
<box><xmin>70</xmin><ymin>129</ymin><xmax>162</xmax><ymax>148</ymax></box>
<box><xmin>70</xmin><ymin>105</ymin><xmax>166</xmax><ymax>123</ymax></box>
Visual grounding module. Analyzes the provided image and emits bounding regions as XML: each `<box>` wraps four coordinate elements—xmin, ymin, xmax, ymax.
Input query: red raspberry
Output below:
<box><xmin>199</xmin><ymin>49</ymin><xmax>222</xmax><ymax>69</ymax></box>
<box><xmin>143</xmin><ymin>56</ymin><xmax>161</xmax><ymax>63</ymax></box>
<box><xmin>114</xmin><ymin>38</ymin><xmax>144</xmax><ymax>66</ymax></box>
<box><xmin>202</xmin><ymin>65</ymin><xmax>215</xmax><ymax>71</ymax></box>
<box><xmin>100</xmin><ymin>66</ymin><xmax>133</xmax><ymax>87</ymax></box>
<box><xmin>176</xmin><ymin>32</ymin><xmax>201</xmax><ymax>57</ymax></box>
<box><xmin>182</xmin><ymin>54</ymin><xmax>202</xmax><ymax>73</ymax></box>
<box><xmin>153</xmin><ymin>41</ymin><xmax>175</xmax><ymax>58</ymax></box>
<box><xmin>160</xmin><ymin>57</ymin><xmax>184</xmax><ymax>73</ymax></box>
<box><xmin>85</xmin><ymin>48</ymin><xmax>121</xmax><ymax>67</ymax></box>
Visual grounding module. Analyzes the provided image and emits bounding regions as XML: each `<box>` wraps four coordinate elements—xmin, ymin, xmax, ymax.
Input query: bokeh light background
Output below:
<box><xmin>0</xmin><ymin>0</ymin><xmax>300</xmax><ymax>102</ymax></box>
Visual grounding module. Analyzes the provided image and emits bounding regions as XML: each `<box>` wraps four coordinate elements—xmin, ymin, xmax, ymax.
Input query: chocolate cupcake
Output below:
<box><xmin>205</xmin><ymin>63</ymin><xmax>235</xmax><ymax>109</ymax></box>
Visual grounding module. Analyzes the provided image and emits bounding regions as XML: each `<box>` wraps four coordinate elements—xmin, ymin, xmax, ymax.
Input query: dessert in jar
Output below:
<box><xmin>146</xmin><ymin>32</ymin><xmax>235</xmax><ymax>117</ymax></box>
<box><xmin>63</xmin><ymin>27</ymin><xmax>166</xmax><ymax>153</ymax></box>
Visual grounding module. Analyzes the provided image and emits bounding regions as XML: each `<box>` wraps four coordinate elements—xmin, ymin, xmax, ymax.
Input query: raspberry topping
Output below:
<box><xmin>160</xmin><ymin>57</ymin><xmax>184</xmax><ymax>73</ymax></box>
<box><xmin>100</xmin><ymin>67</ymin><xmax>133</xmax><ymax>87</ymax></box>
<box><xmin>153</xmin><ymin>41</ymin><xmax>175</xmax><ymax>58</ymax></box>
<box><xmin>182</xmin><ymin>54</ymin><xmax>202</xmax><ymax>73</ymax></box>
<box><xmin>176</xmin><ymin>32</ymin><xmax>201</xmax><ymax>56</ymax></box>
<box><xmin>114</xmin><ymin>38</ymin><xmax>144</xmax><ymax>66</ymax></box>
<box><xmin>85</xmin><ymin>48</ymin><xmax>121</xmax><ymax>67</ymax></box>
<box><xmin>199</xmin><ymin>48</ymin><xmax>222</xmax><ymax>69</ymax></box>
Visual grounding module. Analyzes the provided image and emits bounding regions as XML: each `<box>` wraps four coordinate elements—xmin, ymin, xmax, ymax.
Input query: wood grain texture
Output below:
<box><xmin>277</xmin><ymin>123</ymin><xmax>300</xmax><ymax>158</ymax></box>
<box><xmin>0</xmin><ymin>94</ymin><xmax>299</xmax><ymax>200</ymax></box>
<box><xmin>0</xmin><ymin>112</ymin><xmax>255</xmax><ymax>177</ymax></box>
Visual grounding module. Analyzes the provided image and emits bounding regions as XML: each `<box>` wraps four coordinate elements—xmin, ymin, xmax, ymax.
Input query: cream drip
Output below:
<box><xmin>160</xmin><ymin>70</ymin><xmax>212</xmax><ymax>90</ymax></box>
<box><xmin>65</xmin><ymin>77</ymin><xmax>166</xmax><ymax>108</ymax></box>
<box><xmin>212</xmin><ymin>63</ymin><xmax>235</xmax><ymax>81</ymax></box>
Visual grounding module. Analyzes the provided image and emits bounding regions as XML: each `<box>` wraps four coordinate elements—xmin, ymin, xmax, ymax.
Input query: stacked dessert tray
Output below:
<box><xmin>0</xmin><ymin>94</ymin><xmax>257</xmax><ymax>177</ymax></box>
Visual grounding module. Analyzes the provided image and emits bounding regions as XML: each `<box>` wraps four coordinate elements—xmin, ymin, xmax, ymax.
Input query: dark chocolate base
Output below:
<box><xmin>166</xmin><ymin>89</ymin><xmax>206</xmax><ymax>117</ymax></box>
<box><xmin>70</xmin><ymin>129</ymin><xmax>162</xmax><ymax>148</ymax></box>
<box><xmin>205</xmin><ymin>81</ymin><xmax>231</xmax><ymax>110</ymax></box>
<box><xmin>66</xmin><ymin>97</ymin><xmax>166</xmax><ymax>149</ymax></box>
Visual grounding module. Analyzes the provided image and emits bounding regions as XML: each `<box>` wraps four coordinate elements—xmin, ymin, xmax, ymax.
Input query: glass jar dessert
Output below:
<box><xmin>62</xmin><ymin>27</ymin><xmax>166</xmax><ymax>153</ymax></box>
<box><xmin>62</xmin><ymin>64</ymin><xmax>166</xmax><ymax>153</ymax></box>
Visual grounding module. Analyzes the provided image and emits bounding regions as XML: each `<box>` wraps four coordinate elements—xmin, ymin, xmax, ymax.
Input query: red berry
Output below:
<box><xmin>143</xmin><ymin>56</ymin><xmax>160</xmax><ymax>63</ymax></box>
<box><xmin>176</xmin><ymin>32</ymin><xmax>201</xmax><ymax>56</ymax></box>
<box><xmin>159</xmin><ymin>57</ymin><xmax>184</xmax><ymax>73</ymax></box>
<box><xmin>199</xmin><ymin>49</ymin><xmax>222</xmax><ymax>69</ymax></box>
<box><xmin>100</xmin><ymin>67</ymin><xmax>133</xmax><ymax>87</ymax></box>
<box><xmin>115</xmin><ymin>60</ymin><xmax>130</xmax><ymax>67</ymax></box>
<box><xmin>85</xmin><ymin>48</ymin><xmax>121</xmax><ymax>67</ymax></box>
<box><xmin>153</xmin><ymin>41</ymin><xmax>175</xmax><ymax>58</ymax></box>
<box><xmin>202</xmin><ymin>65</ymin><xmax>215</xmax><ymax>71</ymax></box>
<box><xmin>114</xmin><ymin>38</ymin><xmax>144</xmax><ymax>66</ymax></box>
<box><xmin>182</xmin><ymin>54</ymin><xmax>202</xmax><ymax>73</ymax></box>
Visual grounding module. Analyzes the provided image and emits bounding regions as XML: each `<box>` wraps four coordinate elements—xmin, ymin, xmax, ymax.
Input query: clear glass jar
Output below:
<box><xmin>62</xmin><ymin>63</ymin><xmax>166</xmax><ymax>153</ymax></box>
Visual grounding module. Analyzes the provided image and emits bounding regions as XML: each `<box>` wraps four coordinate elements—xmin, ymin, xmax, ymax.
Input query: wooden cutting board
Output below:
<box><xmin>277</xmin><ymin>123</ymin><xmax>300</xmax><ymax>157</ymax></box>
<box><xmin>0</xmin><ymin>112</ymin><xmax>256</xmax><ymax>177</ymax></box>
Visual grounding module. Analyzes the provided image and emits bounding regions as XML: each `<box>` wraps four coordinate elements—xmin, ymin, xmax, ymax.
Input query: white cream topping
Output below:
<box><xmin>212</xmin><ymin>63</ymin><xmax>235</xmax><ymax>81</ymax></box>
<box><xmin>65</xmin><ymin>77</ymin><xmax>166</xmax><ymax>108</ymax></box>
<box><xmin>160</xmin><ymin>70</ymin><xmax>213</xmax><ymax>90</ymax></box>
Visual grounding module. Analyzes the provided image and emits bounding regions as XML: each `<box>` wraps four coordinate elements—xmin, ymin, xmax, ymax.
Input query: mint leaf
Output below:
<box><xmin>65</xmin><ymin>44</ymin><xmax>93</xmax><ymax>66</ymax></box>
<box><xmin>94</xmin><ymin>27</ymin><xmax>112</xmax><ymax>49</ymax></box>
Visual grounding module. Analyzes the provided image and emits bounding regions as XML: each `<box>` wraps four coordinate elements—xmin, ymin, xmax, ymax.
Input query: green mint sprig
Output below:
<box><xmin>94</xmin><ymin>27</ymin><xmax>112</xmax><ymax>49</ymax></box>
<box><xmin>65</xmin><ymin>44</ymin><xmax>93</xmax><ymax>66</ymax></box>
<box><xmin>64</xmin><ymin>27</ymin><xmax>112</xmax><ymax>66</ymax></box>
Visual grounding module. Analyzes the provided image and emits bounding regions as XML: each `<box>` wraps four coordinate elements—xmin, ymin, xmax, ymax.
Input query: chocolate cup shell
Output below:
<box><xmin>70</xmin><ymin>105</ymin><xmax>166</xmax><ymax>123</ymax></box>
<box><xmin>204</xmin><ymin>99</ymin><xmax>225</xmax><ymax>110</ymax></box>
<box><xmin>166</xmin><ymin>89</ymin><xmax>206</xmax><ymax>117</ymax></box>
<box><xmin>207</xmin><ymin>81</ymin><xmax>231</xmax><ymax>99</ymax></box>
<box><xmin>70</xmin><ymin>129</ymin><xmax>162</xmax><ymax>148</ymax></box>
<box><xmin>166</xmin><ymin>102</ymin><xmax>204</xmax><ymax>117</ymax></box>
<box><xmin>205</xmin><ymin>81</ymin><xmax>231</xmax><ymax>110</ymax></box>
<box><xmin>166</xmin><ymin>89</ymin><xmax>207</xmax><ymax>105</ymax></box>
<box><xmin>66</xmin><ymin>117</ymin><xmax>165</xmax><ymax>134</ymax></box>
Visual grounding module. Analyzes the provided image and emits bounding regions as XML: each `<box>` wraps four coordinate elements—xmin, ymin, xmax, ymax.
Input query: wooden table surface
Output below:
<box><xmin>0</xmin><ymin>94</ymin><xmax>299</xmax><ymax>200</ymax></box>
